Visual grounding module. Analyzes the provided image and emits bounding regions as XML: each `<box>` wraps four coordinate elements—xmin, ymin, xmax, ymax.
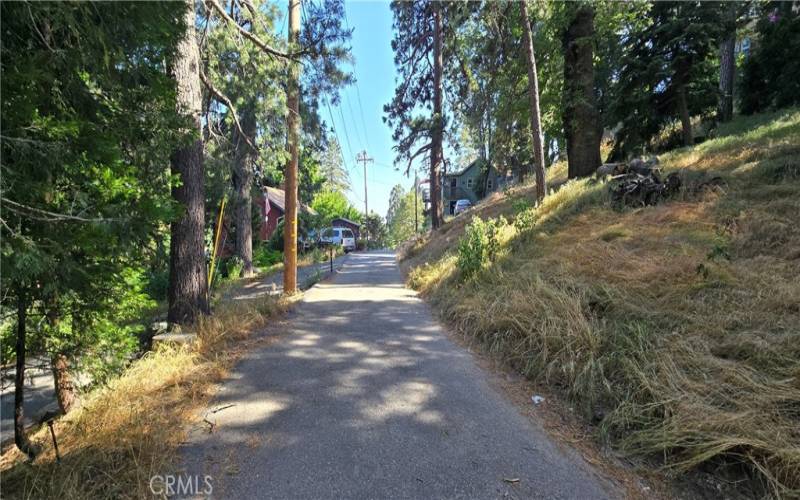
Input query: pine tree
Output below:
<box><xmin>385</xmin><ymin>0</ymin><xmax>450</xmax><ymax>229</ymax></box>
<box><xmin>520</xmin><ymin>1</ymin><xmax>546</xmax><ymax>200</ymax></box>
<box><xmin>609</xmin><ymin>1</ymin><xmax>725</xmax><ymax>158</ymax></box>
<box><xmin>1</xmin><ymin>1</ymin><xmax>183</xmax><ymax>456</ymax></box>
<box><xmin>168</xmin><ymin>0</ymin><xmax>209</xmax><ymax>324</ymax></box>
<box><xmin>562</xmin><ymin>3</ymin><xmax>601</xmax><ymax>177</ymax></box>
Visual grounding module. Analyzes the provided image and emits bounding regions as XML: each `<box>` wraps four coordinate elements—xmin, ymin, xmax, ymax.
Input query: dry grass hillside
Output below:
<box><xmin>400</xmin><ymin>109</ymin><xmax>800</xmax><ymax>497</ymax></box>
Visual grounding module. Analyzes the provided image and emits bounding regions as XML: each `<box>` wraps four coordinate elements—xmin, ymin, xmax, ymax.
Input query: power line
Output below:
<box><xmin>345</xmin><ymin>90</ymin><xmax>367</xmax><ymax>152</ymax></box>
<box><xmin>342</xmin><ymin>8</ymin><xmax>372</xmax><ymax>153</ymax></box>
<box><xmin>324</xmin><ymin>100</ymin><xmax>364</xmax><ymax>204</ymax></box>
<box><xmin>336</xmin><ymin>103</ymin><xmax>355</xmax><ymax>163</ymax></box>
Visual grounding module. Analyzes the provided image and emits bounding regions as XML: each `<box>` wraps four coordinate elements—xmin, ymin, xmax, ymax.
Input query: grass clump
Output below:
<box><xmin>402</xmin><ymin>109</ymin><xmax>800</xmax><ymax>496</ymax></box>
<box><xmin>0</xmin><ymin>295</ymin><xmax>290</xmax><ymax>499</ymax></box>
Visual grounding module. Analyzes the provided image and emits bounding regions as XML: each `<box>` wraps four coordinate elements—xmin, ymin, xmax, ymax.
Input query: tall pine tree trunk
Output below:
<box><xmin>718</xmin><ymin>4</ymin><xmax>737</xmax><ymax>122</ymax></box>
<box><xmin>520</xmin><ymin>1</ymin><xmax>546</xmax><ymax>202</ymax></box>
<box><xmin>430</xmin><ymin>1</ymin><xmax>444</xmax><ymax>229</ymax></box>
<box><xmin>47</xmin><ymin>302</ymin><xmax>77</xmax><ymax>414</ymax></box>
<box><xmin>52</xmin><ymin>352</ymin><xmax>77</xmax><ymax>414</ymax></box>
<box><xmin>14</xmin><ymin>291</ymin><xmax>38</xmax><ymax>459</ymax></box>
<box><xmin>562</xmin><ymin>5</ymin><xmax>601</xmax><ymax>179</ymax></box>
<box><xmin>232</xmin><ymin>109</ymin><xmax>256</xmax><ymax>277</ymax></box>
<box><xmin>168</xmin><ymin>0</ymin><xmax>208</xmax><ymax>325</ymax></box>
<box><xmin>677</xmin><ymin>82</ymin><xmax>693</xmax><ymax>147</ymax></box>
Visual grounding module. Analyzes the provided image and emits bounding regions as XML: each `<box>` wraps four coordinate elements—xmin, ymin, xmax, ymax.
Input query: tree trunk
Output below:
<box><xmin>167</xmin><ymin>0</ymin><xmax>208</xmax><ymax>325</ymax></box>
<box><xmin>52</xmin><ymin>353</ymin><xmax>77</xmax><ymax>414</ymax></box>
<box><xmin>520</xmin><ymin>1</ymin><xmax>546</xmax><ymax>202</ymax></box>
<box><xmin>677</xmin><ymin>83</ymin><xmax>693</xmax><ymax>147</ymax></box>
<box><xmin>14</xmin><ymin>292</ymin><xmax>38</xmax><ymax>459</ymax></box>
<box><xmin>232</xmin><ymin>109</ymin><xmax>256</xmax><ymax>277</ymax></box>
<box><xmin>430</xmin><ymin>1</ymin><xmax>444</xmax><ymax>229</ymax></box>
<box><xmin>47</xmin><ymin>301</ymin><xmax>77</xmax><ymax>414</ymax></box>
<box><xmin>562</xmin><ymin>4</ymin><xmax>601</xmax><ymax>179</ymax></box>
<box><xmin>718</xmin><ymin>5</ymin><xmax>737</xmax><ymax>122</ymax></box>
<box><xmin>283</xmin><ymin>0</ymin><xmax>301</xmax><ymax>293</ymax></box>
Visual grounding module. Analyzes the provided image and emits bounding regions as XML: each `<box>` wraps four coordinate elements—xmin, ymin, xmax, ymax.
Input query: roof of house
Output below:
<box><xmin>263</xmin><ymin>186</ymin><xmax>317</xmax><ymax>215</ymax></box>
<box><xmin>445</xmin><ymin>158</ymin><xmax>486</xmax><ymax>178</ymax></box>
<box><xmin>331</xmin><ymin>217</ymin><xmax>361</xmax><ymax>227</ymax></box>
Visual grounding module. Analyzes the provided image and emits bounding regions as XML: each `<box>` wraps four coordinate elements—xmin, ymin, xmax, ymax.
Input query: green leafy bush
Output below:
<box><xmin>224</xmin><ymin>257</ymin><xmax>244</xmax><ymax>280</ymax></box>
<box><xmin>457</xmin><ymin>216</ymin><xmax>506</xmax><ymax>280</ymax></box>
<box><xmin>254</xmin><ymin>246</ymin><xmax>282</xmax><ymax>268</ymax></box>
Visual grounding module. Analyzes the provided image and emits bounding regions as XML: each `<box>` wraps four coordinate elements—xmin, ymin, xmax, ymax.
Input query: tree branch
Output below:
<box><xmin>198</xmin><ymin>65</ymin><xmax>258</xmax><ymax>153</ymax></box>
<box><xmin>2</xmin><ymin>198</ymin><xmax>123</xmax><ymax>223</ymax></box>
<box><xmin>404</xmin><ymin>143</ymin><xmax>432</xmax><ymax>175</ymax></box>
<box><xmin>206</xmin><ymin>0</ymin><xmax>299</xmax><ymax>60</ymax></box>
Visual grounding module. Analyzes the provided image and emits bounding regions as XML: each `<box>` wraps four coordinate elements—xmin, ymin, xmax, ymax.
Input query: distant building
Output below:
<box><xmin>256</xmin><ymin>186</ymin><xmax>316</xmax><ymax>241</ymax></box>
<box><xmin>331</xmin><ymin>217</ymin><xmax>361</xmax><ymax>240</ymax></box>
<box><xmin>442</xmin><ymin>158</ymin><xmax>510</xmax><ymax>215</ymax></box>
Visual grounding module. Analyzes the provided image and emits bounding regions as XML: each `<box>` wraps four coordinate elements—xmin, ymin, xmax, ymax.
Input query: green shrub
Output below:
<box><xmin>145</xmin><ymin>268</ymin><xmax>170</xmax><ymax>301</ymax></box>
<box><xmin>224</xmin><ymin>256</ymin><xmax>244</xmax><ymax>280</ymax></box>
<box><xmin>253</xmin><ymin>246</ymin><xmax>282</xmax><ymax>268</ymax></box>
<box><xmin>457</xmin><ymin>216</ymin><xmax>506</xmax><ymax>280</ymax></box>
<box><xmin>268</xmin><ymin>220</ymin><xmax>285</xmax><ymax>252</ymax></box>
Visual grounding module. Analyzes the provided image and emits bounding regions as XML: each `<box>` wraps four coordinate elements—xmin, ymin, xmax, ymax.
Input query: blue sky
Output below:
<box><xmin>326</xmin><ymin>0</ymin><xmax>412</xmax><ymax>219</ymax></box>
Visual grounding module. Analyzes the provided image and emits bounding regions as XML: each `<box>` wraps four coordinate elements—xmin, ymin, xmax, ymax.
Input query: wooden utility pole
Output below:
<box><xmin>283</xmin><ymin>0</ymin><xmax>301</xmax><ymax>294</ymax></box>
<box><xmin>520</xmin><ymin>0</ymin><xmax>546</xmax><ymax>202</ymax></box>
<box><xmin>356</xmin><ymin>150</ymin><xmax>373</xmax><ymax>216</ymax></box>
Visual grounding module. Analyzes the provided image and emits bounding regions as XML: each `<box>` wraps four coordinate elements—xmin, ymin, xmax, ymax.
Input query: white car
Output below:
<box><xmin>453</xmin><ymin>199</ymin><xmax>472</xmax><ymax>215</ymax></box>
<box><xmin>319</xmin><ymin>227</ymin><xmax>356</xmax><ymax>252</ymax></box>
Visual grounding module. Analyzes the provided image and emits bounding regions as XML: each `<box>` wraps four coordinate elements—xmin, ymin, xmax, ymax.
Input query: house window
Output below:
<box><xmin>487</xmin><ymin>178</ymin><xmax>493</xmax><ymax>190</ymax></box>
<box><xmin>467</xmin><ymin>178</ymin><xmax>473</xmax><ymax>188</ymax></box>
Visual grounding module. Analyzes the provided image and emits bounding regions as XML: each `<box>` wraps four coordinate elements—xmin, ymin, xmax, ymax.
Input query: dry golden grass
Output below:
<box><xmin>0</xmin><ymin>295</ymin><xmax>291</xmax><ymax>499</ymax></box>
<box><xmin>402</xmin><ymin>108</ymin><xmax>800</xmax><ymax>497</ymax></box>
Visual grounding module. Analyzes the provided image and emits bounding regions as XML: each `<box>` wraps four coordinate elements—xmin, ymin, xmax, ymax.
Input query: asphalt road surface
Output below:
<box><xmin>181</xmin><ymin>250</ymin><xmax>615</xmax><ymax>499</ymax></box>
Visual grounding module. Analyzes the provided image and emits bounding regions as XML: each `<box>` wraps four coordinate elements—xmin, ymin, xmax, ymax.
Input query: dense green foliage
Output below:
<box><xmin>1</xmin><ymin>2</ymin><xmax>185</xmax><ymax>371</ymax></box>
<box><xmin>385</xmin><ymin>184</ymin><xmax>423</xmax><ymax>247</ymax></box>
<box><xmin>740</xmin><ymin>2</ymin><xmax>800</xmax><ymax>114</ymax></box>
<box><xmin>456</xmin><ymin>216</ymin><xmax>506</xmax><ymax>279</ymax></box>
<box><xmin>310</xmin><ymin>189</ymin><xmax>362</xmax><ymax>226</ymax></box>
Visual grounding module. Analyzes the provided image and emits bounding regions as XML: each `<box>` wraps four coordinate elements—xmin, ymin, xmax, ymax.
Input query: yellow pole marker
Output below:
<box><xmin>208</xmin><ymin>197</ymin><xmax>226</xmax><ymax>293</ymax></box>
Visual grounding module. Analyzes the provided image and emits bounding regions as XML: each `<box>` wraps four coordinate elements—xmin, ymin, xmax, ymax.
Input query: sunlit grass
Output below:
<box><xmin>402</xmin><ymin>109</ymin><xmax>800</xmax><ymax>496</ymax></box>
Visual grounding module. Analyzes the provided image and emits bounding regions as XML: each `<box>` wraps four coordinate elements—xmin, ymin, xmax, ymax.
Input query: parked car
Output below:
<box><xmin>318</xmin><ymin>227</ymin><xmax>356</xmax><ymax>252</ymax></box>
<box><xmin>453</xmin><ymin>199</ymin><xmax>473</xmax><ymax>215</ymax></box>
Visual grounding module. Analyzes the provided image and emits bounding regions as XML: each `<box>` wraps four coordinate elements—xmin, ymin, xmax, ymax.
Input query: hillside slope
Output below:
<box><xmin>400</xmin><ymin>109</ymin><xmax>800</xmax><ymax>497</ymax></box>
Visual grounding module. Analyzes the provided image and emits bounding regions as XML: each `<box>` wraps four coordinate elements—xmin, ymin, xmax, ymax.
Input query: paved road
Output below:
<box><xmin>225</xmin><ymin>253</ymin><xmax>350</xmax><ymax>301</ymax></box>
<box><xmin>181</xmin><ymin>251</ymin><xmax>615</xmax><ymax>499</ymax></box>
<box><xmin>1</xmin><ymin>362</ymin><xmax>61</xmax><ymax>442</ymax></box>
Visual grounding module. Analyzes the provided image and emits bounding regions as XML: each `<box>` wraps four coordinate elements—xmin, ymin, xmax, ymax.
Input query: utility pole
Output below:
<box><xmin>356</xmin><ymin>150</ymin><xmax>373</xmax><ymax>217</ymax></box>
<box><xmin>283</xmin><ymin>0</ymin><xmax>300</xmax><ymax>294</ymax></box>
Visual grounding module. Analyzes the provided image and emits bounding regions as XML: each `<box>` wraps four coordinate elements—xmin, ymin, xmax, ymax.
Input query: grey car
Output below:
<box><xmin>453</xmin><ymin>199</ymin><xmax>472</xmax><ymax>215</ymax></box>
